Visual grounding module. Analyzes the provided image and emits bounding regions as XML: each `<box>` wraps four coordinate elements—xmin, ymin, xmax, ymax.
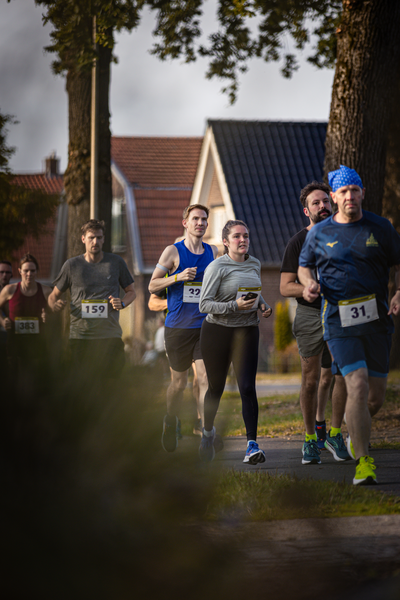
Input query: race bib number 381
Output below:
<box><xmin>81</xmin><ymin>300</ymin><xmax>108</xmax><ymax>318</ymax></box>
<box><xmin>15</xmin><ymin>317</ymin><xmax>39</xmax><ymax>334</ymax></box>
<box><xmin>183</xmin><ymin>282</ymin><xmax>202</xmax><ymax>303</ymax></box>
<box><xmin>338</xmin><ymin>294</ymin><xmax>379</xmax><ymax>328</ymax></box>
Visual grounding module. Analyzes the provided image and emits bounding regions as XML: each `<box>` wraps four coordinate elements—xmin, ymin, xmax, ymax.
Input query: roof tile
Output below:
<box><xmin>208</xmin><ymin>119</ymin><xmax>327</xmax><ymax>265</ymax></box>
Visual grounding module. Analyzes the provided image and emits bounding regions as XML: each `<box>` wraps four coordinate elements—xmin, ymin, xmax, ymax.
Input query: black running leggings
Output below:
<box><xmin>200</xmin><ymin>320</ymin><xmax>259</xmax><ymax>441</ymax></box>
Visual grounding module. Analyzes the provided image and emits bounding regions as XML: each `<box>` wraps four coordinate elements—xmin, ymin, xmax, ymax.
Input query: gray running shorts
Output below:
<box><xmin>292</xmin><ymin>304</ymin><xmax>331</xmax><ymax>366</ymax></box>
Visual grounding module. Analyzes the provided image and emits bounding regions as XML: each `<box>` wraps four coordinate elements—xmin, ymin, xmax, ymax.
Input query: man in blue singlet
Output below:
<box><xmin>298</xmin><ymin>165</ymin><xmax>400</xmax><ymax>485</ymax></box>
<box><xmin>149</xmin><ymin>205</ymin><xmax>218</xmax><ymax>452</ymax></box>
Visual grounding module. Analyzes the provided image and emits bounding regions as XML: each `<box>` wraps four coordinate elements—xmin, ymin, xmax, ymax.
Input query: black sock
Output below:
<box><xmin>316</xmin><ymin>420</ymin><xmax>326</xmax><ymax>426</ymax></box>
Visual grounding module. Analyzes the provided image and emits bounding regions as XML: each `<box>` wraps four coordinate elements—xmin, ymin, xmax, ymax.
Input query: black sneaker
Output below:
<box><xmin>162</xmin><ymin>415</ymin><xmax>178</xmax><ymax>452</ymax></box>
<box><xmin>315</xmin><ymin>422</ymin><xmax>327</xmax><ymax>450</ymax></box>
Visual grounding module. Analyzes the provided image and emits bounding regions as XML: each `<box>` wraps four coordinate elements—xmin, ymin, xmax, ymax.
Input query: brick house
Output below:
<box><xmin>9</xmin><ymin>154</ymin><xmax>67</xmax><ymax>283</ymax></box>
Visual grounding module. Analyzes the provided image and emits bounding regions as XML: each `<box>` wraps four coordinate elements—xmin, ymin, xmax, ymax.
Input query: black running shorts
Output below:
<box><xmin>164</xmin><ymin>326</ymin><xmax>202</xmax><ymax>372</ymax></box>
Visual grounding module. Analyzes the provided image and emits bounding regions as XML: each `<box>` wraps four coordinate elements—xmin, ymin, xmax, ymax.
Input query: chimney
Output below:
<box><xmin>45</xmin><ymin>151</ymin><xmax>60</xmax><ymax>178</ymax></box>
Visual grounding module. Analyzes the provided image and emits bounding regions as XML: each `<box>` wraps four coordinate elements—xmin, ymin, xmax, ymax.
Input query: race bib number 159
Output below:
<box><xmin>81</xmin><ymin>300</ymin><xmax>108</xmax><ymax>318</ymax></box>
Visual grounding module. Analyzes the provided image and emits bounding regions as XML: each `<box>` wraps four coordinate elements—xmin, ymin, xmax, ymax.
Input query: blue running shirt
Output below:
<box><xmin>165</xmin><ymin>240</ymin><xmax>214</xmax><ymax>329</ymax></box>
<box><xmin>299</xmin><ymin>210</ymin><xmax>400</xmax><ymax>339</ymax></box>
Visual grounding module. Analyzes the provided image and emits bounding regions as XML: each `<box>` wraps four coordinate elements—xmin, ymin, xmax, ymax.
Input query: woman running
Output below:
<box><xmin>0</xmin><ymin>253</ymin><xmax>53</xmax><ymax>369</ymax></box>
<box><xmin>198</xmin><ymin>220</ymin><xmax>272</xmax><ymax>463</ymax></box>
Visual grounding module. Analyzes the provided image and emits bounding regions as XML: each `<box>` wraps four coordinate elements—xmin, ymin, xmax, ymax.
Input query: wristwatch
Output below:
<box><xmin>121</xmin><ymin>301</ymin><xmax>125</xmax><ymax>309</ymax></box>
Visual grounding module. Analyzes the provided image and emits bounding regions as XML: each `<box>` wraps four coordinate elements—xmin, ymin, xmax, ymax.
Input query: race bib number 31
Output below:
<box><xmin>183</xmin><ymin>282</ymin><xmax>202</xmax><ymax>303</ymax></box>
<box><xmin>338</xmin><ymin>294</ymin><xmax>379</xmax><ymax>328</ymax></box>
<box><xmin>15</xmin><ymin>317</ymin><xmax>39</xmax><ymax>334</ymax></box>
<box><xmin>81</xmin><ymin>300</ymin><xmax>108</xmax><ymax>318</ymax></box>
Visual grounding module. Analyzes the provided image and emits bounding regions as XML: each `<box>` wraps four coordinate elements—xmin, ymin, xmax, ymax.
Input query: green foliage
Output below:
<box><xmin>0</xmin><ymin>112</ymin><xmax>59</xmax><ymax>258</ymax></box>
<box><xmin>35</xmin><ymin>0</ymin><xmax>145</xmax><ymax>74</ymax></box>
<box><xmin>148</xmin><ymin>0</ymin><xmax>203</xmax><ymax>63</ymax></box>
<box><xmin>148</xmin><ymin>0</ymin><xmax>342</xmax><ymax>102</ymax></box>
<box><xmin>274</xmin><ymin>300</ymin><xmax>292</xmax><ymax>351</ymax></box>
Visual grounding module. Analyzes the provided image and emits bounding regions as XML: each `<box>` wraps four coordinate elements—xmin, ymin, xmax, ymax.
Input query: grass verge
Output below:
<box><xmin>212</xmin><ymin>383</ymin><xmax>400</xmax><ymax>441</ymax></box>
<box><xmin>206</xmin><ymin>470</ymin><xmax>400</xmax><ymax>521</ymax></box>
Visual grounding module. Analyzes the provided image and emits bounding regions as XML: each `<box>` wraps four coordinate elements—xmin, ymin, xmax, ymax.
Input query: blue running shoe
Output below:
<box><xmin>162</xmin><ymin>415</ymin><xmax>178</xmax><ymax>452</ymax></box>
<box><xmin>243</xmin><ymin>441</ymin><xmax>266</xmax><ymax>465</ymax></box>
<box><xmin>302</xmin><ymin>439</ymin><xmax>321</xmax><ymax>465</ymax></box>
<box><xmin>315</xmin><ymin>422</ymin><xmax>327</xmax><ymax>450</ymax></box>
<box><xmin>199</xmin><ymin>427</ymin><xmax>216</xmax><ymax>462</ymax></box>
<box><xmin>325</xmin><ymin>430</ymin><xmax>351</xmax><ymax>461</ymax></box>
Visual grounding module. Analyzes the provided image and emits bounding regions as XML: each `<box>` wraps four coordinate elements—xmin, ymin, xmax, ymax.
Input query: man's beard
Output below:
<box><xmin>311</xmin><ymin>210</ymin><xmax>330</xmax><ymax>224</ymax></box>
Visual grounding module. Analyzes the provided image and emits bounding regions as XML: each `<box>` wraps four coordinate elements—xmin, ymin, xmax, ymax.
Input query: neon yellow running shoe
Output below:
<box><xmin>353</xmin><ymin>456</ymin><xmax>377</xmax><ymax>486</ymax></box>
<box><xmin>346</xmin><ymin>435</ymin><xmax>356</xmax><ymax>460</ymax></box>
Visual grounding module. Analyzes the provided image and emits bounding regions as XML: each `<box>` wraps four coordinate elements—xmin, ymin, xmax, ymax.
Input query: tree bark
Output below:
<box><xmin>383</xmin><ymin>76</ymin><xmax>400</xmax><ymax>369</ymax></box>
<box><xmin>65</xmin><ymin>43</ymin><xmax>112</xmax><ymax>258</ymax></box>
<box><xmin>97</xmin><ymin>42</ymin><xmax>112</xmax><ymax>253</ymax></box>
<box><xmin>324</xmin><ymin>0</ymin><xmax>400</xmax><ymax>214</ymax></box>
<box><xmin>65</xmin><ymin>65</ymin><xmax>91</xmax><ymax>258</ymax></box>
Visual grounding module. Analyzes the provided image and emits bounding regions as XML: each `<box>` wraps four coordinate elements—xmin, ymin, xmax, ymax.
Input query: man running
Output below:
<box><xmin>298</xmin><ymin>165</ymin><xmax>400</xmax><ymax>485</ymax></box>
<box><xmin>280</xmin><ymin>182</ymin><xmax>349</xmax><ymax>465</ymax></box>
<box><xmin>0</xmin><ymin>260</ymin><xmax>12</xmax><ymax>292</ymax></box>
<box><xmin>149</xmin><ymin>204</ymin><xmax>218</xmax><ymax>452</ymax></box>
<box><xmin>0</xmin><ymin>260</ymin><xmax>12</xmax><ymax>362</ymax></box>
<box><xmin>48</xmin><ymin>219</ymin><xmax>136</xmax><ymax>377</ymax></box>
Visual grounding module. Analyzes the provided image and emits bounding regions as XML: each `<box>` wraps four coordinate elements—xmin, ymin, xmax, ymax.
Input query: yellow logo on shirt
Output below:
<box><xmin>366</xmin><ymin>233</ymin><xmax>379</xmax><ymax>247</ymax></box>
<box><xmin>326</xmin><ymin>241</ymin><xmax>338</xmax><ymax>248</ymax></box>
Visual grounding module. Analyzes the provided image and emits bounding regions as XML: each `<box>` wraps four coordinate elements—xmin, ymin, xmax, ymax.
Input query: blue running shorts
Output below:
<box><xmin>327</xmin><ymin>333</ymin><xmax>391</xmax><ymax>378</ymax></box>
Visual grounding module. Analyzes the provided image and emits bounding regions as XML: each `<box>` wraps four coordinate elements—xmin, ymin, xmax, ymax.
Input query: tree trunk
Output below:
<box><xmin>65</xmin><ymin>43</ymin><xmax>113</xmax><ymax>258</ymax></box>
<box><xmin>97</xmin><ymin>42</ymin><xmax>112</xmax><ymax>253</ymax></box>
<box><xmin>65</xmin><ymin>66</ymin><xmax>91</xmax><ymax>258</ymax></box>
<box><xmin>324</xmin><ymin>0</ymin><xmax>400</xmax><ymax>214</ymax></box>
<box><xmin>383</xmin><ymin>77</ymin><xmax>400</xmax><ymax>369</ymax></box>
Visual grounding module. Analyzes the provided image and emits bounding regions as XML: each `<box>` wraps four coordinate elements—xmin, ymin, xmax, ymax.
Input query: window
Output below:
<box><xmin>111</xmin><ymin>196</ymin><xmax>127</xmax><ymax>252</ymax></box>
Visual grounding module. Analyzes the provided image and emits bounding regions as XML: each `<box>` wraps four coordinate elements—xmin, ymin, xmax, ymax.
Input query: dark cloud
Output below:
<box><xmin>0</xmin><ymin>2</ymin><xmax>333</xmax><ymax>173</ymax></box>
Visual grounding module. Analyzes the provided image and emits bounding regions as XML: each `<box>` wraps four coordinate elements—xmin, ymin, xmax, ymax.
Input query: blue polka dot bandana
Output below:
<box><xmin>328</xmin><ymin>165</ymin><xmax>363</xmax><ymax>192</ymax></box>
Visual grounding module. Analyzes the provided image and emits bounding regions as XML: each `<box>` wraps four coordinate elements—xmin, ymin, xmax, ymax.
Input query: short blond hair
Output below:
<box><xmin>182</xmin><ymin>204</ymin><xmax>209</xmax><ymax>220</ymax></box>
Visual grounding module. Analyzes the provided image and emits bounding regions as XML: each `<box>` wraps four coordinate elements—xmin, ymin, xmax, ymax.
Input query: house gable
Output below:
<box><xmin>191</xmin><ymin>120</ymin><xmax>327</xmax><ymax>265</ymax></box>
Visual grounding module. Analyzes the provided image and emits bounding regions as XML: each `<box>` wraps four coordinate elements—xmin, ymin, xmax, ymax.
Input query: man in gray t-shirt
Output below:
<box><xmin>49</xmin><ymin>219</ymin><xmax>135</xmax><ymax>375</ymax></box>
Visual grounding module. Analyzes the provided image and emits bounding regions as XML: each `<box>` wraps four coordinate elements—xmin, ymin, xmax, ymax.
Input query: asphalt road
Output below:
<box><xmin>197</xmin><ymin>435</ymin><xmax>400</xmax><ymax>495</ymax></box>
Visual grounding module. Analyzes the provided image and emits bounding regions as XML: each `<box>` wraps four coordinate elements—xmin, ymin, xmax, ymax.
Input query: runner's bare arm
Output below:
<box><xmin>149</xmin><ymin>245</ymin><xmax>197</xmax><ymax>293</ymax></box>
<box><xmin>388</xmin><ymin>264</ymin><xmax>400</xmax><ymax>316</ymax></box>
<box><xmin>297</xmin><ymin>266</ymin><xmax>320</xmax><ymax>303</ymax></box>
<box><xmin>148</xmin><ymin>293</ymin><xmax>168</xmax><ymax>312</ymax></box>
<box><xmin>0</xmin><ymin>284</ymin><xmax>16</xmax><ymax>329</ymax></box>
<box><xmin>48</xmin><ymin>286</ymin><xmax>67</xmax><ymax>312</ymax></box>
<box><xmin>280</xmin><ymin>272</ymin><xmax>304</xmax><ymax>298</ymax></box>
<box><xmin>109</xmin><ymin>283</ymin><xmax>136</xmax><ymax>310</ymax></box>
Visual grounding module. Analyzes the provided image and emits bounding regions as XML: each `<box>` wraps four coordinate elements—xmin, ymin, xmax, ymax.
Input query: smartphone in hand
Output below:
<box><xmin>242</xmin><ymin>292</ymin><xmax>258</xmax><ymax>301</ymax></box>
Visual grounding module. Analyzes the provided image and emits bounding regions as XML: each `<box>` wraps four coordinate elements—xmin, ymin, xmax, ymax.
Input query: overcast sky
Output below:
<box><xmin>1</xmin><ymin>0</ymin><xmax>335</xmax><ymax>173</ymax></box>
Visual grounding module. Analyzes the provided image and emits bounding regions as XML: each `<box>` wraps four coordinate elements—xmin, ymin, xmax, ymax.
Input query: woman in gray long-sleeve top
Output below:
<box><xmin>198</xmin><ymin>220</ymin><xmax>272</xmax><ymax>463</ymax></box>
